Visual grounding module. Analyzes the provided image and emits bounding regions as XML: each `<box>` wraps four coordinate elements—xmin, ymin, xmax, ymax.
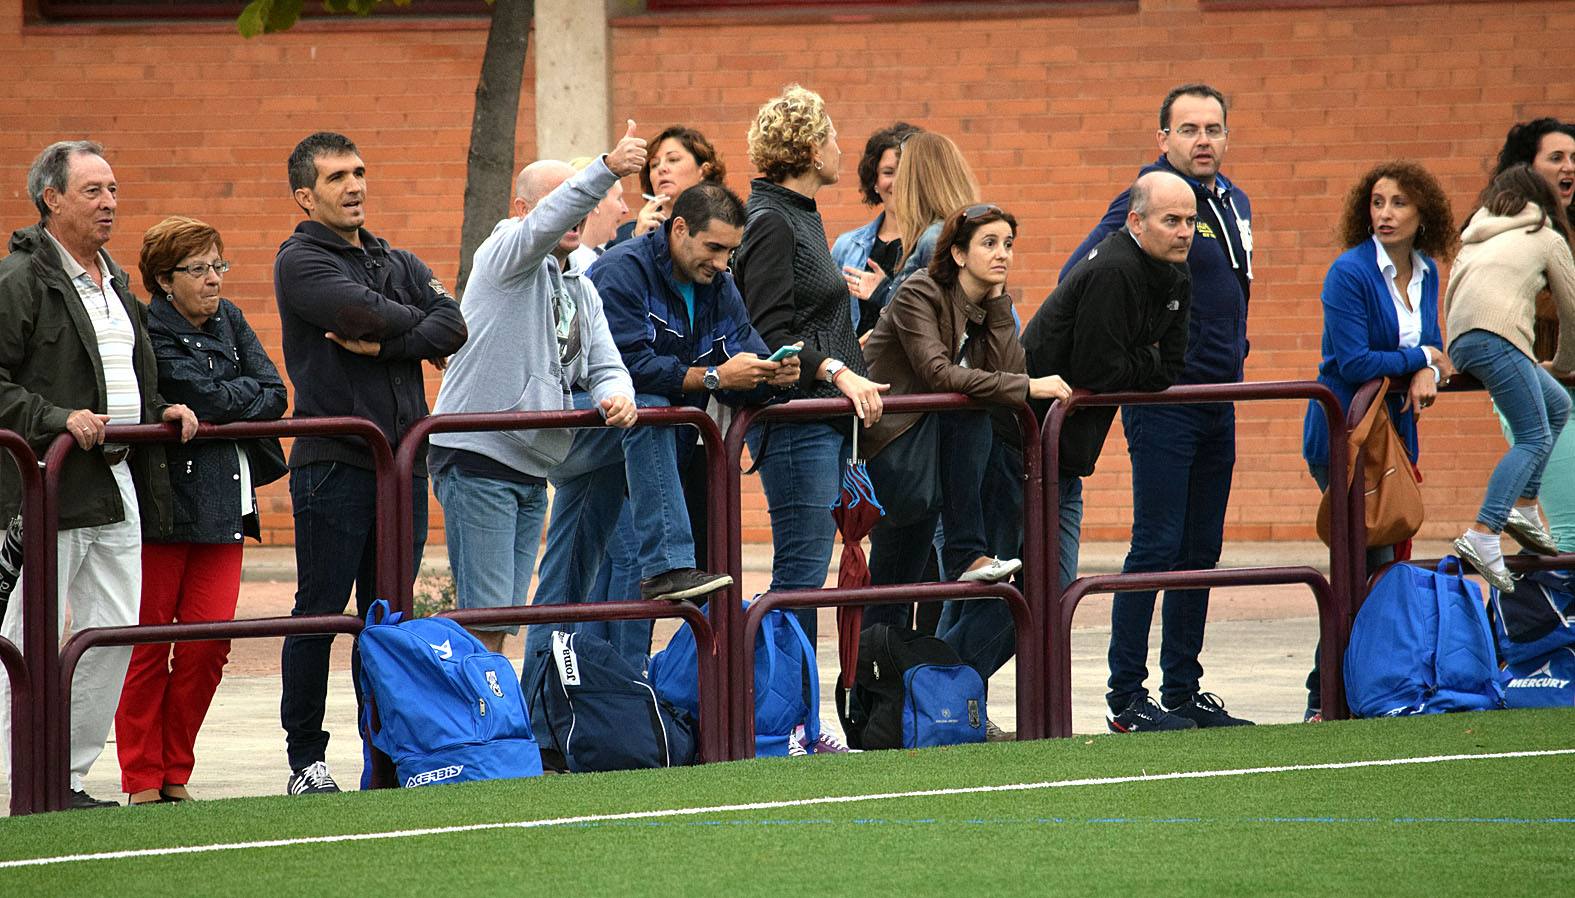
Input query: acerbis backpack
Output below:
<box><xmin>1344</xmin><ymin>558</ymin><xmax>1504</xmax><ymax>717</ymax></box>
<box><xmin>529</xmin><ymin>630</ymin><xmax>696</xmax><ymax>772</ymax></box>
<box><xmin>836</xmin><ymin>623</ymin><xmax>986</xmax><ymax>750</ymax></box>
<box><xmin>651</xmin><ymin>605</ymin><xmax>820</xmax><ymax>757</ymax></box>
<box><xmin>1487</xmin><ymin>567</ymin><xmax>1575</xmax><ymax>668</ymax></box>
<box><xmin>356</xmin><ymin>600</ymin><xmax>543</xmax><ymax>788</ymax></box>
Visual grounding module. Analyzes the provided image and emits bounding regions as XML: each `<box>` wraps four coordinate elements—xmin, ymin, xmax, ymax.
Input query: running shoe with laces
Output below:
<box><xmin>1106</xmin><ymin>695</ymin><xmax>1197</xmax><ymax>733</ymax></box>
<box><xmin>809</xmin><ymin>726</ymin><xmax>859</xmax><ymax>754</ymax></box>
<box><xmin>787</xmin><ymin>725</ymin><xmax>809</xmax><ymax>757</ymax></box>
<box><xmin>286</xmin><ymin>760</ymin><xmax>341</xmax><ymax>795</ymax></box>
<box><xmin>1164</xmin><ymin>692</ymin><xmax>1254</xmax><ymax>728</ymax></box>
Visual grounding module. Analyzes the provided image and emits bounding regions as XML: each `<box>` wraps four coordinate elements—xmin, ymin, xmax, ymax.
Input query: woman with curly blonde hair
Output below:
<box><xmin>733</xmin><ymin>86</ymin><xmax>887</xmax><ymax>752</ymax></box>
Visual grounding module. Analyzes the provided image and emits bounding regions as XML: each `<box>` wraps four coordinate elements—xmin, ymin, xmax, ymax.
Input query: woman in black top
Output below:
<box><xmin>734</xmin><ymin>84</ymin><xmax>887</xmax><ymax>657</ymax></box>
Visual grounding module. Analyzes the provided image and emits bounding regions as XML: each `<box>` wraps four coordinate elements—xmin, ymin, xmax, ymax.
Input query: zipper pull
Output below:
<box><xmin>478</xmin><ymin>698</ymin><xmax>487</xmax><ymax>717</ymax></box>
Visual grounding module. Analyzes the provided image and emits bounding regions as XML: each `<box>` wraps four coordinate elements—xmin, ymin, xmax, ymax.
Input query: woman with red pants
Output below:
<box><xmin>117</xmin><ymin>216</ymin><xmax>287</xmax><ymax>804</ymax></box>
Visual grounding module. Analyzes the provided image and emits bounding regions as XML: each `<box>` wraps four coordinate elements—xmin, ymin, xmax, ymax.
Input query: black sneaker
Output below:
<box><xmin>1106</xmin><ymin>696</ymin><xmax>1198</xmax><ymax>733</ymax></box>
<box><xmin>1165</xmin><ymin>692</ymin><xmax>1255</xmax><ymax>728</ymax></box>
<box><xmin>286</xmin><ymin>760</ymin><xmax>341</xmax><ymax>795</ymax></box>
<box><xmin>69</xmin><ymin>788</ymin><xmax>118</xmax><ymax>810</ymax></box>
<box><xmin>640</xmin><ymin>568</ymin><xmax>733</xmax><ymax>602</ymax></box>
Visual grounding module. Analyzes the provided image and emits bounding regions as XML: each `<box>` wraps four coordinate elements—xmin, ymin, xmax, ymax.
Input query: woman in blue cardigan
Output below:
<box><xmin>1299</xmin><ymin>160</ymin><xmax>1459</xmax><ymax>721</ymax></box>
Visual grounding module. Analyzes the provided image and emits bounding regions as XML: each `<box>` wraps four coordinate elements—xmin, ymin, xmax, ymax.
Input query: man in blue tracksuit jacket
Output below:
<box><xmin>1060</xmin><ymin>84</ymin><xmax>1256</xmax><ymax>733</ymax></box>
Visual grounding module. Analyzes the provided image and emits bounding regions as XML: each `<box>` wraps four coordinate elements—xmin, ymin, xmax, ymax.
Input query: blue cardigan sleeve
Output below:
<box><xmin>1321</xmin><ymin>255</ymin><xmax>1428</xmax><ymax>384</ymax></box>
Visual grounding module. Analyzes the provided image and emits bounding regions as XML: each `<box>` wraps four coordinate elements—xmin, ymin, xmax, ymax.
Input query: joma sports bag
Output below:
<box><xmin>356</xmin><ymin>599</ymin><xmax>543</xmax><ymax>787</ymax></box>
<box><xmin>529</xmin><ymin>630</ymin><xmax>696</xmax><ymax>772</ymax></box>
<box><xmin>1344</xmin><ymin>558</ymin><xmax>1503</xmax><ymax>717</ymax></box>
<box><xmin>651</xmin><ymin>604</ymin><xmax>820</xmax><ymax>757</ymax></box>
<box><xmin>836</xmin><ymin>623</ymin><xmax>986</xmax><ymax>750</ymax></box>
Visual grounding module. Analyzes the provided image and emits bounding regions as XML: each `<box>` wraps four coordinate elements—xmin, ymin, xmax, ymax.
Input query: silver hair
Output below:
<box><xmin>27</xmin><ymin>140</ymin><xmax>105</xmax><ymax>222</ymax></box>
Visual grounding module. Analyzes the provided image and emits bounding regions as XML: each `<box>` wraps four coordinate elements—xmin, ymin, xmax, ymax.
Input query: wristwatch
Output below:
<box><xmin>703</xmin><ymin>366</ymin><xmax>721</xmax><ymax>391</ymax></box>
<box><xmin>823</xmin><ymin>359</ymin><xmax>846</xmax><ymax>383</ymax></box>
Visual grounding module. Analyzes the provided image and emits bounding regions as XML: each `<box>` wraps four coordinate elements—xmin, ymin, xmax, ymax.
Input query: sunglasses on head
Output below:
<box><xmin>960</xmin><ymin>203</ymin><xmax>1004</xmax><ymax>222</ymax></box>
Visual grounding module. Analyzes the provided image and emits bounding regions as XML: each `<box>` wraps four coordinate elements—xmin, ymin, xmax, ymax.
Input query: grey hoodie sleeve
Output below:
<box><xmin>470</xmin><ymin>157</ymin><xmax>619</xmax><ymax>289</ymax></box>
<box><xmin>575</xmin><ymin>276</ymin><xmax>636</xmax><ymax>407</ymax></box>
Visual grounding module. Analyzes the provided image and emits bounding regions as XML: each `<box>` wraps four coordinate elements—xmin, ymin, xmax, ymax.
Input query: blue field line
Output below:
<box><xmin>556</xmin><ymin>815</ymin><xmax>1575</xmax><ymax>829</ymax></box>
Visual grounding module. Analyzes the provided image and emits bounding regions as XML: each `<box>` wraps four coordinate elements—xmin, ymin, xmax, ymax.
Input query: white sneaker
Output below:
<box><xmin>787</xmin><ymin>725</ymin><xmax>809</xmax><ymax>757</ymax></box>
<box><xmin>959</xmin><ymin>557</ymin><xmax>1023</xmax><ymax>583</ymax></box>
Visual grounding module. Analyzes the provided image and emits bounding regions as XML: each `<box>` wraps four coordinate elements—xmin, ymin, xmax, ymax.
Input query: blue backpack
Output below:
<box><xmin>836</xmin><ymin>624</ymin><xmax>986</xmax><ymax>750</ymax></box>
<box><xmin>356</xmin><ymin>600</ymin><xmax>543</xmax><ymax>787</ymax></box>
<box><xmin>1501</xmin><ymin>647</ymin><xmax>1575</xmax><ymax>709</ymax></box>
<box><xmin>1345</xmin><ymin>558</ymin><xmax>1504</xmax><ymax>717</ymax></box>
<box><xmin>651</xmin><ymin>605</ymin><xmax>819</xmax><ymax>757</ymax></box>
<box><xmin>1487</xmin><ymin>567</ymin><xmax>1575</xmax><ymax>667</ymax></box>
<box><xmin>528</xmin><ymin>630</ymin><xmax>696</xmax><ymax>772</ymax></box>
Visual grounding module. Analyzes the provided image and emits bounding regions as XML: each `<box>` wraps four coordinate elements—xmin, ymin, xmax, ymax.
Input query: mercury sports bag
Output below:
<box><xmin>529</xmin><ymin>630</ymin><xmax>696</xmax><ymax>772</ymax></box>
<box><xmin>1487</xmin><ymin>566</ymin><xmax>1575</xmax><ymax>667</ymax></box>
<box><xmin>1344</xmin><ymin>558</ymin><xmax>1503</xmax><ymax>717</ymax></box>
<box><xmin>1501</xmin><ymin>647</ymin><xmax>1575</xmax><ymax>709</ymax></box>
<box><xmin>837</xmin><ymin>623</ymin><xmax>986</xmax><ymax>750</ymax></box>
<box><xmin>356</xmin><ymin>599</ymin><xmax>543</xmax><ymax>788</ymax></box>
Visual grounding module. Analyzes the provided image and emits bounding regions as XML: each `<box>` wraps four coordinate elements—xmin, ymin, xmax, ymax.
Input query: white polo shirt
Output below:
<box><xmin>46</xmin><ymin>230</ymin><xmax>141</xmax><ymax>425</ymax></box>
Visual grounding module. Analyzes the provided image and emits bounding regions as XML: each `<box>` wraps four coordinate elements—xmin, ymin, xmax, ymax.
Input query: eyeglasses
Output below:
<box><xmin>170</xmin><ymin>260</ymin><xmax>230</xmax><ymax>278</ymax></box>
<box><xmin>1163</xmin><ymin>124</ymin><xmax>1228</xmax><ymax>140</ymax></box>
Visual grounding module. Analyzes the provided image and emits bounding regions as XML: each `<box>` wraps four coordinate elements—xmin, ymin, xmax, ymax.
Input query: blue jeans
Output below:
<box><xmin>575</xmin><ymin>503</ymin><xmax>652</xmax><ymax>668</ymax></box>
<box><xmin>1449</xmin><ymin>329</ymin><xmax>1572</xmax><ymax>531</ymax></box>
<box><xmin>433</xmin><ymin>469</ymin><xmax>548</xmax><ymax>636</ymax></box>
<box><xmin>746</xmin><ymin>420</ymin><xmax>848</xmax><ymax>642</ymax></box>
<box><xmin>937</xmin><ymin>474</ymin><xmax>1082</xmax><ymax>680</ymax></box>
<box><xmin>1106</xmin><ymin>403</ymin><xmax>1235</xmax><ymax>712</ymax></box>
<box><xmin>866</xmin><ymin>412</ymin><xmax>994</xmax><ymax>628</ymax></box>
<box><xmin>281</xmin><ymin>462</ymin><xmax>427</xmax><ymax>771</ymax></box>
<box><xmin>526</xmin><ymin>392</ymin><xmax>696</xmax><ymax>666</ymax></box>
<box><xmin>1303</xmin><ymin>463</ymin><xmax>1397</xmax><ymax>712</ymax></box>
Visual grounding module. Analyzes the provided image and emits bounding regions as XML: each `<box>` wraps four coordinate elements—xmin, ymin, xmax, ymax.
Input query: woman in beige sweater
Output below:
<box><xmin>1444</xmin><ymin>164</ymin><xmax>1575</xmax><ymax>590</ymax></box>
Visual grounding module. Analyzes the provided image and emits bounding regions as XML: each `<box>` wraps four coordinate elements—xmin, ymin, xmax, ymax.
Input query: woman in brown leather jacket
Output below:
<box><xmin>860</xmin><ymin>204</ymin><xmax>1068</xmax><ymax>625</ymax></box>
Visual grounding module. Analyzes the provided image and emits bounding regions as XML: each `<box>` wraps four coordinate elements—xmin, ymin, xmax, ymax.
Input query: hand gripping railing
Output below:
<box><xmin>42</xmin><ymin>417</ymin><xmax>397</xmax><ymax>812</ymax></box>
<box><xmin>394</xmin><ymin>407</ymin><xmax>730</xmax><ymax>760</ymax></box>
<box><xmin>739</xmin><ymin>582</ymin><xmax>1033</xmax><ymax>755</ymax></box>
<box><xmin>725</xmin><ymin>392</ymin><xmax>1046</xmax><ymax>757</ymax></box>
<box><xmin>1041</xmin><ymin>380</ymin><xmax>1352</xmax><ymax>736</ymax></box>
<box><xmin>0</xmin><ymin>429</ymin><xmax>43</xmax><ymax>815</ymax></box>
<box><xmin>1349</xmin><ymin>375</ymin><xmax>1575</xmax><ymax>595</ymax></box>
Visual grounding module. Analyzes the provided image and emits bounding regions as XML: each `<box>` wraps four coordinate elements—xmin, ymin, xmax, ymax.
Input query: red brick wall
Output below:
<box><xmin>1</xmin><ymin>0</ymin><xmax>1570</xmax><ymax>547</ymax></box>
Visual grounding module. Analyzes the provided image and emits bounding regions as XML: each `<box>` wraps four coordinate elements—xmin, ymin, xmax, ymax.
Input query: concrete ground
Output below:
<box><xmin>2</xmin><ymin>540</ymin><xmax>1464</xmax><ymax>811</ymax></box>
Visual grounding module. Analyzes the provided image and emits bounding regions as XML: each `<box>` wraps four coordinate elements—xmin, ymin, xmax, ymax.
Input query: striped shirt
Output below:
<box><xmin>45</xmin><ymin>230</ymin><xmax>141</xmax><ymax>425</ymax></box>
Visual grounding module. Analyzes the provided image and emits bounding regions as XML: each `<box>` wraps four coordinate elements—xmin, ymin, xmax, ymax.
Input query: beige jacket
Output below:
<box><xmin>1444</xmin><ymin>203</ymin><xmax>1575</xmax><ymax>372</ymax></box>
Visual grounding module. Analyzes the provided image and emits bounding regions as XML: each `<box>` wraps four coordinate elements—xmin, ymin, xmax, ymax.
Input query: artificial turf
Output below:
<box><xmin>2</xmin><ymin>708</ymin><xmax>1571</xmax><ymax>896</ymax></box>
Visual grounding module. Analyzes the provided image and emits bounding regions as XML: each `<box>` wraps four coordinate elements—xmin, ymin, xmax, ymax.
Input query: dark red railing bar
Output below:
<box><xmin>39</xmin><ymin>418</ymin><xmax>396</xmax><ymax>812</ymax></box>
<box><xmin>0</xmin><ymin>635</ymin><xmax>30</xmax><ymax>816</ymax></box>
<box><xmin>1052</xmin><ymin>566</ymin><xmax>1340</xmax><ymax>737</ymax></box>
<box><xmin>726</xmin><ymin>393</ymin><xmax>1044</xmax><ymax>757</ymax></box>
<box><xmin>0</xmin><ymin>430</ymin><xmax>44</xmax><ymax>816</ymax></box>
<box><xmin>393</xmin><ymin>406</ymin><xmax>731</xmax><ymax>741</ymax></box>
<box><xmin>737</xmin><ymin>581</ymin><xmax>1035</xmax><ymax>755</ymax></box>
<box><xmin>1041</xmin><ymin>381</ymin><xmax>1352</xmax><ymax>733</ymax></box>
<box><xmin>440</xmin><ymin>600</ymin><xmax>723</xmax><ymax>763</ymax></box>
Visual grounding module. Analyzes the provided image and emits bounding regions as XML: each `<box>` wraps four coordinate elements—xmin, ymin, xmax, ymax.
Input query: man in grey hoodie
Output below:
<box><xmin>429</xmin><ymin>123</ymin><xmax>647</xmax><ymax>654</ymax></box>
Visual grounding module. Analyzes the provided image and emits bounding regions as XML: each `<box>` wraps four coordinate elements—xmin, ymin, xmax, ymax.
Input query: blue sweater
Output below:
<box><xmin>588</xmin><ymin>224</ymin><xmax>770</xmax><ymax>409</ymax></box>
<box><xmin>1301</xmin><ymin>242</ymin><xmax>1441</xmax><ymax>467</ymax></box>
<box><xmin>1061</xmin><ymin>156</ymin><xmax>1252</xmax><ymax>385</ymax></box>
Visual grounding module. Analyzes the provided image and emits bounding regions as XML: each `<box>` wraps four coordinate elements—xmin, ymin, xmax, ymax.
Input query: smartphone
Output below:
<box><xmin>767</xmin><ymin>345</ymin><xmax>802</xmax><ymax>363</ymax></box>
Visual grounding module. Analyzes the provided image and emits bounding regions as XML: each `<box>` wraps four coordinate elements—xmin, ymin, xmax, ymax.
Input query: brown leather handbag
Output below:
<box><xmin>1316</xmin><ymin>377</ymin><xmax>1425</xmax><ymax>547</ymax></box>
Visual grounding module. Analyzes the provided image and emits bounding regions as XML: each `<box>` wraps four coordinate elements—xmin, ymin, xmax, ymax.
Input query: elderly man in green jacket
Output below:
<box><xmin>0</xmin><ymin>140</ymin><xmax>197</xmax><ymax>809</ymax></box>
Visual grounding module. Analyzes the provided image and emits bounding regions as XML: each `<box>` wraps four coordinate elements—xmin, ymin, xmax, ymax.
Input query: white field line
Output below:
<box><xmin>3</xmin><ymin>747</ymin><xmax>1571</xmax><ymax>870</ymax></box>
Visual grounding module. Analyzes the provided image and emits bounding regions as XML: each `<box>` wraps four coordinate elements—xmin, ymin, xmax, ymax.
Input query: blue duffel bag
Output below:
<box><xmin>1344</xmin><ymin>558</ymin><xmax>1504</xmax><ymax>717</ymax></box>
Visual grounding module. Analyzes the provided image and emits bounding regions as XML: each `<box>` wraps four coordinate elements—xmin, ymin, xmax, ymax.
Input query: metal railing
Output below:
<box><xmin>725</xmin><ymin>392</ymin><xmax>1045</xmax><ymax>756</ymax></box>
<box><xmin>39</xmin><ymin>418</ymin><xmax>397</xmax><ymax>812</ymax></box>
<box><xmin>1041</xmin><ymin>381</ymin><xmax>1352</xmax><ymax>735</ymax></box>
<box><xmin>0</xmin><ymin>430</ymin><xmax>44</xmax><ymax>816</ymax></box>
<box><xmin>394</xmin><ymin>407</ymin><xmax>732</xmax><ymax>753</ymax></box>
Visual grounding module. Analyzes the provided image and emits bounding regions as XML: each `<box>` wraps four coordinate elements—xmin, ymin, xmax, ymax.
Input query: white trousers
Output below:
<box><xmin>0</xmin><ymin>462</ymin><xmax>141</xmax><ymax>792</ymax></box>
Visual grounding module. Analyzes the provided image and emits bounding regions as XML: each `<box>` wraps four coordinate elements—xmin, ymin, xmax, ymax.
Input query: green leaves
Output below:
<box><xmin>236</xmin><ymin>0</ymin><xmax>304</xmax><ymax>37</ymax></box>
